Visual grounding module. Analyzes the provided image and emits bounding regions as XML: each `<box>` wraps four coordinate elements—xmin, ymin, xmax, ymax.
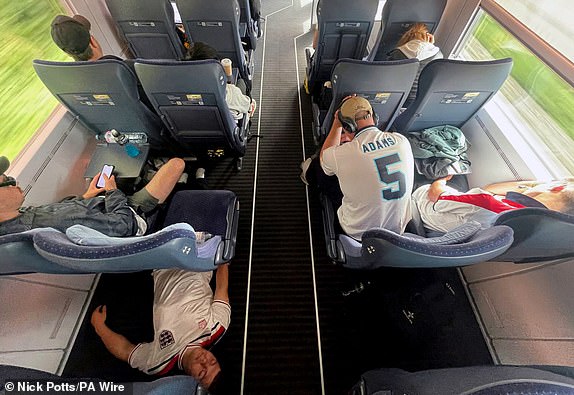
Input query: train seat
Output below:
<box><xmin>0</xmin><ymin>190</ymin><xmax>239</xmax><ymax>275</ymax></box>
<box><xmin>32</xmin><ymin>59</ymin><xmax>166</xmax><ymax>149</ymax></box>
<box><xmin>238</xmin><ymin>0</ymin><xmax>261</xmax><ymax>51</ymax></box>
<box><xmin>176</xmin><ymin>0</ymin><xmax>254</xmax><ymax>92</ymax></box>
<box><xmin>320</xmin><ymin>194</ymin><xmax>514</xmax><ymax>269</ymax></box>
<box><xmin>134</xmin><ymin>59</ymin><xmax>249</xmax><ymax>167</ymax></box>
<box><xmin>390</xmin><ymin>58</ymin><xmax>513</xmax><ymax>132</ymax></box>
<box><xmin>105</xmin><ymin>0</ymin><xmax>187</xmax><ymax>60</ymax></box>
<box><xmin>305</xmin><ymin>0</ymin><xmax>379</xmax><ymax>96</ymax></box>
<box><xmin>493</xmin><ymin>207</ymin><xmax>574</xmax><ymax>263</ymax></box>
<box><xmin>368</xmin><ymin>0</ymin><xmax>447</xmax><ymax>61</ymax></box>
<box><xmin>351</xmin><ymin>365</ymin><xmax>574</xmax><ymax>395</ymax></box>
<box><xmin>313</xmin><ymin>58</ymin><xmax>419</xmax><ymax>144</ymax></box>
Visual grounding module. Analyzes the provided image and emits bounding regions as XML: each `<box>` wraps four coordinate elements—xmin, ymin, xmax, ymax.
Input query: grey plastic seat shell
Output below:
<box><xmin>176</xmin><ymin>0</ymin><xmax>253</xmax><ymax>90</ymax></box>
<box><xmin>318</xmin><ymin>58</ymin><xmax>419</xmax><ymax>141</ymax></box>
<box><xmin>134</xmin><ymin>59</ymin><xmax>248</xmax><ymax>160</ymax></box>
<box><xmin>369</xmin><ymin>0</ymin><xmax>447</xmax><ymax>61</ymax></box>
<box><xmin>391</xmin><ymin>58</ymin><xmax>513</xmax><ymax>132</ymax></box>
<box><xmin>493</xmin><ymin>208</ymin><xmax>574</xmax><ymax>263</ymax></box>
<box><xmin>0</xmin><ymin>190</ymin><xmax>239</xmax><ymax>275</ymax></box>
<box><xmin>305</xmin><ymin>0</ymin><xmax>379</xmax><ymax>93</ymax></box>
<box><xmin>105</xmin><ymin>0</ymin><xmax>186</xmax><ymax>60</ymax></box>
<box><xmin>32</xmin><ymin>59</ymin><xmax>164</xmax><ymax>147</ymax></box>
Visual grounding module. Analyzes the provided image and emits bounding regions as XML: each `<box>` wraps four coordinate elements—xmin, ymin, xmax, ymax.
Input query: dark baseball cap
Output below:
<box><xmin>0</xmin><ymin>156</ymin><xmax>9</xmax><ymax>175</ymax></box>
<box><xmin>50</xmin><ymin>15</ymin><xmax>92</xmax><ymax>56</ymax></box>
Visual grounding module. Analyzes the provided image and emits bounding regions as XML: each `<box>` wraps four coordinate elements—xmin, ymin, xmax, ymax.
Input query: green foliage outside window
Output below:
<box><xmin>473</xmin><ymin>14</ymin><xmax>574</xmax><ymax>141</ymax></box>
<box><xmin>0</xmin><ymin>0</ymin><xmax>68</xmax><ymax>161</ymax></box>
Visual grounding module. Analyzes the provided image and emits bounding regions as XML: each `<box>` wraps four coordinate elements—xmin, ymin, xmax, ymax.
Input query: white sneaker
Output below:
<box><xmin>196</xmin><ymin>167</ymin><xmax>206</xmax><ymax>179</ymax></box>
<box><xmin>178</xmin><ymin>172</ymin><xmax>188</xmax><ymax>184</ymax></box>
<box><xmin>300</xmin><ymin>157</ymin><xmax>313</xmax><ymax>186</ymax></box>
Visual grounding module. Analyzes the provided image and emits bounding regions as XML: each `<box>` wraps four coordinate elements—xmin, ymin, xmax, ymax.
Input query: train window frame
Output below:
<box><xmin>452</xmin><ymin>0</ymin><xmax>574</xmax><ymax>178</ymax></box>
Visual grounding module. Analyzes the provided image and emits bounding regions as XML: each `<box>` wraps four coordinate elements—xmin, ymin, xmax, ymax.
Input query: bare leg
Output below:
<box><xmin>144</xmin><ymin>158</ymin><xmax>185</xmax><ymax>203</ymax></box>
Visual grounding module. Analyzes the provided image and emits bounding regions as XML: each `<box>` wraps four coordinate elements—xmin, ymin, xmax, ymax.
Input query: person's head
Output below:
<box><xmin>185</xmin><ymin>42</ymin><xmax>219</xmax><ymax>61</ymax></box>
<box><xmin>337</xmin><ymin>96</ymin><xmax>376</xmax><ymax>135</ymax></box>
<box><xmin>51</xmin><ymin>15</ymin><xmax>103</xmax><ymax>61</ymax></box>
<box><xmin>397</xmin><ymin>22</ymin><xmax>430</xmax><ymax>47</ymax></box>
<box><xmin>526</xmin><ymin>180</ymin><xmax>574</xmax><ymax>215</ymax></box>
<box><xmin>181</xmin><ymin>346</ymin><xmax>221</xmax><ymax>391</ymax></box>
<box><xmin>0</xmin><ymin>156</ymin><xmax>24</xmax><ymax>217</ymax></box>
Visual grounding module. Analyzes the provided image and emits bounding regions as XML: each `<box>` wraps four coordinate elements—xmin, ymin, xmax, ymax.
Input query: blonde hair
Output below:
<box><xmin>397</xmin><ymin>23</ymin><xmax>429</xmax><ymax>47</ymax></box>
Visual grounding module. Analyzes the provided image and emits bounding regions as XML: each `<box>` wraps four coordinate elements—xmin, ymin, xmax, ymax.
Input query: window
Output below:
<box><xmin>493</xmin><ymin>0</ymin><xmax>574</xmax><ymax>62</ymax></box>
<box><xmin>455</xmin><ymin>8</ymin><xmax>574</xmax><ymax>176</ymax></box>
<box><xmin>0</xmin><ymin>0</ymin><xmax>68</xmax><ymax>161</ymax></box>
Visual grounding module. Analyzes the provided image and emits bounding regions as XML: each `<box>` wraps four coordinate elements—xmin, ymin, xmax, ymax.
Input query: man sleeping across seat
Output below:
<box><xmin>91</xmin><ymin>263</ymin><xmax>230</xmax><ymax>393</ymax></box>
<box><xmin>413</xmin><ymin>175</ymin><xmax>574</xmax><ymax>233</ymax></box>
<box><xmin>0</xmin><ymin>155</ymin><xmax>185</xmax><ymax>237</ymax></box>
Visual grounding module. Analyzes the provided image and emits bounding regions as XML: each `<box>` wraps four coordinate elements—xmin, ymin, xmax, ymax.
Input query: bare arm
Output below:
<box><xmin>91</xmin><ymin>305</ymin><xmax>136</xmax><ymax>362</ymax></box>
<box><xmin>214</xmin><ymin>264</ymin><xmax>229</xmax><ymax>303</ymax></box>
<box><xmin>483</xmin><ymin>180</ymin><xmax>541</xmax><ymax>196</ymax></box>
<box><xmin>320</xmin><ymin>110</ymin><xmax>344</xmax><ymax>160</ymax></box>
<box><xmin>427</xmin><ymin>176</ymin><xmax>453</xmax><ymax>202</ymax></box>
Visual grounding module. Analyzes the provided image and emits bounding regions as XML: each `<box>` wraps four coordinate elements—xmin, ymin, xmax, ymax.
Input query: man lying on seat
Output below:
<box><xmin>301</xmin><ymin>96</ymin><xmax>415</xmax><ymax>240</ymax></box>
<box><xmin>0</xmin><ymin>156</ymin><xmax>185</xmax><ymax>237</ymax></box>
<box><xmin>413</xmin><ymin>175</ymin><xmax>574</xmax><ymax>233</ymax></box>
<box><xmin>91</xmin><ymin>264</ymin><xmax>230</xmax><ymax>392</ymax></box>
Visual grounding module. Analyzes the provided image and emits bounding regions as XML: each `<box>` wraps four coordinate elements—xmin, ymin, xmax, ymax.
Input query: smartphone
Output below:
<box><xmin>96</xmin><ymin>164</ymin><xmax>115</xmax><ymax>188</ymax></box>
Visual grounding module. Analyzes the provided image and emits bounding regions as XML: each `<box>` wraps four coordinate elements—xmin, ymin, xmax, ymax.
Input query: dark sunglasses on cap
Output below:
<box><xmin>0</xmin><ymin>175</ymin><xmax>16</xmax><ymax>188</ymax></box>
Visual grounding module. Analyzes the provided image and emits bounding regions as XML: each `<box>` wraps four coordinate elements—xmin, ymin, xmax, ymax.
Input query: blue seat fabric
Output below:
<box><xmin>32</xmin><ymin>59</ymin><xmax>165</xmax><ymax>149</ymax></box>
<box><xmin>134</xmin><ymin>59</ymin><xmax>248</xmax><ymax>160</ymax></box>
<box><xmin>493</xmin><ymin>208</ymin><xmax>574</xmax><ymax>263</ymax></box>
<box><xmin>316</xmin><ymin>58</ymin><xmax>419</xmax><ymax>142</ymax></box>
<box><xmin>105</xmin><ymin>0</ymin><xmax>186</xmax><ymax>60</ymax></box>
<box><xmin>0</xmin><ymin>190</ymin><xmax>238</xmax><ymax>275</ymax></box>
<box><xmin>369</xmin><ymin>0</ymin><xmax>447</xmax><ymax>61</ymax></box>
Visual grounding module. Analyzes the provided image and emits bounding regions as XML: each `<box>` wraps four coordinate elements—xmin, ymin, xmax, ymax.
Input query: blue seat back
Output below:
<box><xmin>176</xmin><ymin>0</ymin><xmax>252</xmax><ymax>87</ymax></box>
<box><xmin>0</xmin><ymin>229</ymin><xmax>73</xmax><ymax>275</ymax></box>
<box><xmin>307</xmin><ymin>0</ymin><xmax>379</xmax><ymax>92</ymax></box>
<box><xmin>493</xmin><ymin>208</ymin><xmax>574</xmax><ymax>263</ymax></box>
<box><xmin>32</xmin><ymin>59</ymin><xmax>164</xmax><ymax>147</ymax></box>
<box><xmin>238</xmin><ymin>0</ymin><xmax>260</xmax><ymax>50</ymax></box>
<box><xmin>134</xmin><ymin>59</ymin><xmax>247</xmax><ymax>159</ymax></box>
<box><xmin>391</xmin><ymin>58</ymin><xmax>513</xmax><ymax>132</ymax></box>
<box><xmin>320</xmin><ymin>59</ymin><xmax>419</xmax><ymax>139</ymax></box>
<box><xmin>370</xmin><ymin>0</ymin><xmax>447</xmax><ymax>61</ymax></box>
<box><xmin>105</xmin><ymin>0</ymin><xmax>186</xmax><ymax>60</ymax></box>
<box><xmin>320</xmin><ymin>194</ymin><xmax>514</xmax><ymax>269</ymax></box>
<box><xmin>0</xmin><ymin>190</ymin><xmax>239</xmax><ymax>275</ymax></box>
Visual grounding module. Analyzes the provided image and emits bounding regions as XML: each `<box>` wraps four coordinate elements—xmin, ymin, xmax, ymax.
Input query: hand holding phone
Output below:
<box><xmin>96</xmin><ymin>164</ymin><xmax>115</xmax><ymax>188</ymax></box>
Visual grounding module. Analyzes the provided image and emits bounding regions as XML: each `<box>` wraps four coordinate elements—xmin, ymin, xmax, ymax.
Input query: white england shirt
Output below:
<box><xmin>321</xmin><ymin>127</ymin><xmax>414</xmax><ymax>239</ymax></box>
<box><xmin>129</xmin><ymin>269</ymin><xmax>230</xmax><ymax>375</ymax></box>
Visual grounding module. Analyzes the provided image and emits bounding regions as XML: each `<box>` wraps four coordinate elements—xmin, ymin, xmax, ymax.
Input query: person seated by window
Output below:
<box><xmin>51</xmin><ymin>15</ymin><xmax>121</xmax><ymax>62</ymax></box>
<box><xmin>413</xmin><ymin>176</ymin><xmax>574</xmax><ymax>233</ymax></box>
<box><xmin>301</xmin><ymin>96</ymin><xmax>415</xmax><ymax>240</ymax></box>
<box><xmin>0</xmin><ymin>156</ymin><xmax>185</xmax><ymax>237</ymax></box>
<box><xmin>185</xmin><ymin>42</ymin><xmax>256</xmax><ymax>120</ymax></box>
<box><xmin>91</xmin><ymin>263</ymin><xmax>229</xmax><ymax>393</ymax></box>
<box><xmin>386</xmin><ymin>22</ymin><xmax>443</xmax><ymax>107</ymax></box>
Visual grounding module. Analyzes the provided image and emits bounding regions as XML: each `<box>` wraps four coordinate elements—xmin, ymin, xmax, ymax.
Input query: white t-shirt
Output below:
<box><xmin>412</xmin><ymin>185</ymin><xmax>527</xmax><ymax>233</ymax></box>
<box><xmin>129</xmin><ymin>269</ymin><xmax>231</xmax><ymax>375</ymax></box>
<box><xmin>225</xmin><ymin>84</ymin><xmax>251</xmax><ymax>120</ymax></box>
<box><xmin>321</xmin><ymin>126</ymin><xmax>414</xmax><ymax>239</ymax></box>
